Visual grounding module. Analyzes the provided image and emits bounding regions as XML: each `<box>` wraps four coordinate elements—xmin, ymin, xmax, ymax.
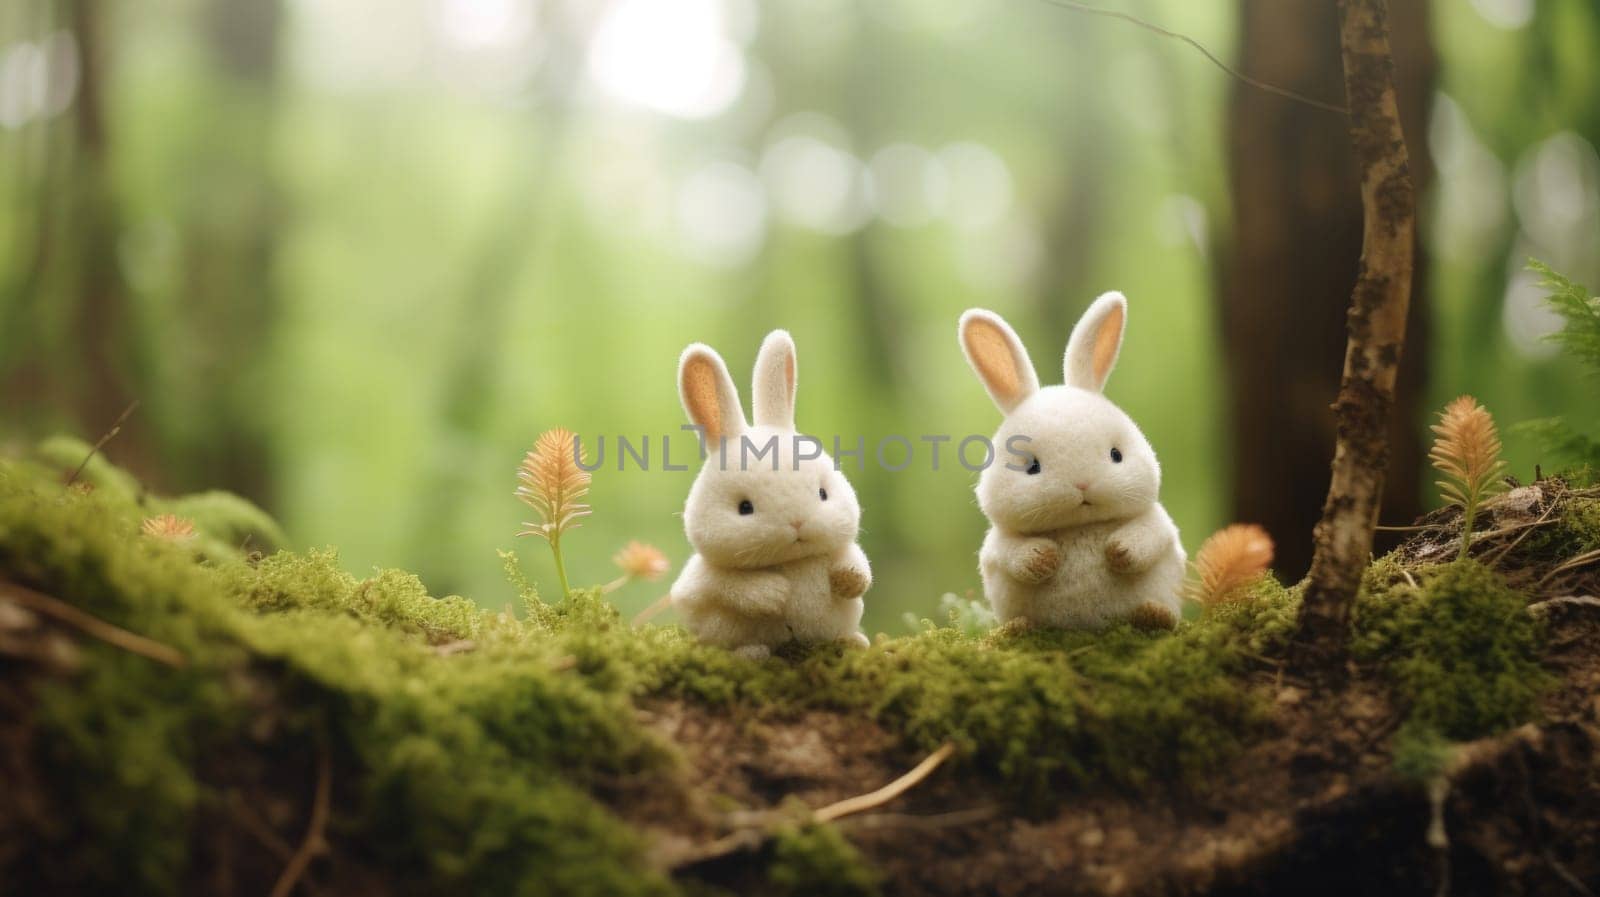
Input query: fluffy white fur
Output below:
<box><xmin>669</xmin><ymin>331</ymin><xmax>871</xmax><ymax>658</ymax></box>
<box><xmin>958</xmin><ymin>293</ymin><xmax>1185</xmax><ymax>629</ymax></box>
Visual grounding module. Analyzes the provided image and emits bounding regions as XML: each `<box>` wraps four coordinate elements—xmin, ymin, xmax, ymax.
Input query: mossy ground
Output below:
<box><xmin>2</xmin><ymin>446</ymin><xmax>1593</xmax><ymax>896</ymax></box>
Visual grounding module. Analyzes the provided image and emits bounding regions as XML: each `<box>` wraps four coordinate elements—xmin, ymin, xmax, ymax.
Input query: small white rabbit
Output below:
<box><xmin>669</xmin><ymin>331</ymin><xmax>871</xmax><ymax>659</ymax></box>
<box><xmin>957</xmin><ymin>293</ymin><xmax>1185</xmax><ymax>631</ymax></box>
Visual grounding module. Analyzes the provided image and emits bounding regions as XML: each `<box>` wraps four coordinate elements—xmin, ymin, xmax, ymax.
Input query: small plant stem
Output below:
<box><xmin>632</xmin><ymin>594</ymin><xmax>672</xmax><ymax>627</ymax></box>
<box><xmin>1458</xmin><ymin>482</ymin><xmax>1483</xmax><ymax>562</ymax></box>
<box><xmin>550</xmin><ymin>535</ymin><xmax>572</xmax><ymax>601</ymax></box>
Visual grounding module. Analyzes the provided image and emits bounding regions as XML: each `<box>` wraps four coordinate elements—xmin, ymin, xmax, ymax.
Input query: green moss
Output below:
<box><xmin>1353</xmin><ymin>558</ymin><xmax>1548</xmax><ymax>740</ymax></box>
<box><xmin>230</xmin><ymin>550</ymin><xmax>486</xmax><ymax>642</ymax></box>
<box><xmin>0</xmin><ymin>458</ymin><xmax>675</xmax><ymax>896</ymax></box>
<box><xmin>1520</xmin><ymin>494</ymin><xmax>1600</xmax><ymax>559</ymax></box>
<box><xmin>158</xmin><ymin>489</ymin><xmax>290</xmax><ymax>552</ymax></box>
<box><xmin>1390</xmin><ymin>722</ymin><xmax>1454</xmax><ymax>783</ymax></box>
<box><xmin>637</xmin><ymin>577</ymin><xmax>1300</xmax><ymax>800</ymax></box>
<box><xmin>767</xmin><ymin>823</ymin><xmax>881</xmax><ymax>897</ymax></box>
<box><xmin>30</xmin><ymin>436</ymin><xmax>289</xmax><ymax>552</ymax></box>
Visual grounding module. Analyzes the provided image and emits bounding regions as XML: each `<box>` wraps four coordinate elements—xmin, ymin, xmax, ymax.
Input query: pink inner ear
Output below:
<box><xmin>1092</xmin><ymin>305</ymin><xmax>1124</xmax><ymax>386</ymax></box>
<box><xmin>683</xmin><ymin>359</ymin><xmax>723</xmax><ymax>441</ymax></box>
<box><xmin>785</xmin><ymin>353</ymin><xmax>795</xmax><ymax>400</ymax></box>
<box><xmin>965</xmin><ymin>321</ymin><xmax>1023</xmax><ymax>404</ymax></box>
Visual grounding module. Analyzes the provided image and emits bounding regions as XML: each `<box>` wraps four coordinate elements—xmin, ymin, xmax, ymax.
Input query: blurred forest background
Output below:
<box><xmin>1</xmin><ymin>0</ymin><xmax>1597</xmax><ymax>632</ymax></box>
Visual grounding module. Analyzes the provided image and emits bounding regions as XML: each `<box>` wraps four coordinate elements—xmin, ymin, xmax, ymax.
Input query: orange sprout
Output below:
<box><xmin>1429</xmin><ymin>395</ymin><xmax>1508</xmax><ymax>557</ymax></box>
<box><xmin>141</xmin><ymin>514</ymin><xmax>196</xmax><ymax>541</ymax></box>
<box><xmin>612</xmin><ymin>541</ymin><xmax>670</xmax><ymax>582</ymax></box>
<box><xmin>1190</xmin><ymin>524</ymin><xmax>1275</xmax><ymax>608</ymax></box>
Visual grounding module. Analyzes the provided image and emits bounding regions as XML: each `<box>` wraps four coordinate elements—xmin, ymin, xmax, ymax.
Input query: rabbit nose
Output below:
<box><xmin>790</xmin><ymin>520</ymin><xmax>804</xmax><ymax>531</ymax></box>
<box><xmin>1075</xmin><ymin>482</ymin><xmax>1090</xmax><ymax>492</ymax></box>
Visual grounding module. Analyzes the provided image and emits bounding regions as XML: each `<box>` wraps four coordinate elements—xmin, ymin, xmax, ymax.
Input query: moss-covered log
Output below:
<box><xmin>2</xmin><ymin>447</ymin><xmax>1597</xmax><ymax>895</ymax></box>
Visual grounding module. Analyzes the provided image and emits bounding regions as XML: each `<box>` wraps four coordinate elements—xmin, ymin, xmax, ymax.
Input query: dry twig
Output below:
<box><xmin>269</xmin><ymin>744</ymin><xmax>332</xmax><ymax>897</ymax></box>
<box><xmin>228</xmin><ymin>792</ymin><xmax>297</xmax><ymax>862</ymax></box>
<box><xmin>814</xmin><ymin>743</ymin><xmax>956</xmax><ymax>824</ymax></box>
<box><xmin>65</xmin><ymin>399</ymin><xmax>139</xmax><ymax>488</ymax></box>
<box><xmin>1484</xmin><ymin>485</ymin><xmax>1566</xmax><ymax>567</ymax></box>
<box><xmin>662</xmin><ymin>742</ymin><xmax>960</xmax><ymax>871</ymax></box>
<box><xmin>833</xmin><ymin>806</ymin><xmax>997</xmax><ymax>833</ymax></box>
<box><xmin>1536</xmin><ymin>548</ymin><xmax>1600</xmax><ymax>591</ymax></box>
<box><xmin>1037</xmin><ymin>0</ymin><xmax>1347</xmax><ymax>114</ymax></box>
<box><xmin>0</xmin><ymin>580</ymin><xmax>185</xmax><ymax>668</ymax></box>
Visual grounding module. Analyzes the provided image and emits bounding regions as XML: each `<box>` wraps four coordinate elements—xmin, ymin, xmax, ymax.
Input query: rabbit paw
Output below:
<box><xmin>1128</xmin><ymin>602</ymin><xmax>1176</xmax><ymax>632</ymax></box>
<box><xmin>746</xmin><ymin>572</ymin><xmax>790</xmax><ymax>616</ymax></box>
<box><xmin>829</xmin><ymin>567</ymin><xmax>870</xmax><ymax>599</ymax></box>
<box><xmin>841</xmin><ymin>631</ymin><xmax>870</xmax><ymax>649</ymax></box>
<box><xmin>996</xmin><ymin>616</ymin><xmax>1036</xmax><ymax>636</ymax></box>
<box><xmin>1105</xmin><ymin>540</ymin><xmax>1135</xmax><ymax>574</ymax></box>
<box><xmin>1019</xmin><ymin>542</ymin><xmax>1061</xmax><ymax>584</ymax></box>
<box><xmin>734</xmin><ymin>644</ymin><xmax>772</xmax><ymax>661</ymax></box>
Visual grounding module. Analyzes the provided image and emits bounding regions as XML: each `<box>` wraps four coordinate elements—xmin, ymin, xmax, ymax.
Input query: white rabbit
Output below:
<box><xmin>957</xmin><ymin>292</ymin><xmax>1185</xmax><ymax>631</ymax></box>
<box><xmin>669</xmin><ymin>331</ymin><xmax>871</xmax><ymax>659</ymax></box>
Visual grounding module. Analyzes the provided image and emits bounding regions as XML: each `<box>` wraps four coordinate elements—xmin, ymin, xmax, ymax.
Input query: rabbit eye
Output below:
<box><xmin>1025</xmin><ymin>457</ymin><xmax>1041</xmax><ymax>476</ymax></box>
<box><xmin>818</xmin><ymin>487</ymin><xmax>829</xmax><ymax>501</ymax></box>
<box><xmin>738</xmin><ymin>499</ymin><xmax>754</xmax><ymax>515</ymax></box>
<box><xmin>1110</xmin><ymin>447</ymin><xmax>1123</xmax><ymax>463</ymax></box>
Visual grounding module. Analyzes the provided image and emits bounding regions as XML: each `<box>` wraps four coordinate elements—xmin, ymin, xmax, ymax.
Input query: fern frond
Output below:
<box><xmin>1189</xmin><ymin>524</ymin><xmax>1274</xmax><ymax>608</ymax></box>
<box><xmin>1530</xmin><ymin>260</ymin><xmax>1600</xmax><ymax>377</ymax></box>
<box><xmin>1429</xmin><ymin>395</ymin><xmax>1508</xmax><ymax>558</ymax></box>
<box><xmin>1519</xmin><ymin>263</ymin><xmax>1600</xmax><ymax>471</ymax></box>
<box><xmin>1514</xmin><ymin>417</ymin><xmax>1600</xmax><ymax>470</ymax></box>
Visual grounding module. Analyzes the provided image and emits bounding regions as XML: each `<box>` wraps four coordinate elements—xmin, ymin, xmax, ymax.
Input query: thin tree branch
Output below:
<box><xmin>1294</xmin><ymin>0</ymin><xmax>1417</xmax><ymax>669</ymax></box>
<box><xmin>1035</xmin><ymin>0</ymin><xmax>1349</xmax><ymax>114</ymax></box>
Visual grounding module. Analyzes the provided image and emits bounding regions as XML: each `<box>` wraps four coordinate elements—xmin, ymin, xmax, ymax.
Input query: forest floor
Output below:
<box><xmin>2</xmin><ymin>439</ymin><xmax>1598</xmax><ymax>896</ymax></box>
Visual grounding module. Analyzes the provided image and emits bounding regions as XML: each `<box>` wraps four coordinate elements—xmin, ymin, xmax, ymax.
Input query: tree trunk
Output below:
<box><xmin>65</xmin><ymin>0</ymin><xmax>155</xmax><ymax>478</ymax></box>
<box><xmin>1294</xmin><ymin>0</ymin><xmax>1418</xmax><ymax>667</ymax></box>
<box><xmin>1220</xmin><ymin>0</ymin><xmax>1433</xmax><ymax>581</ymax></box>
<box><xmin>178</xmin><ymin>0</ymin><xmax>285</xmax><ymax>502</ymax></box>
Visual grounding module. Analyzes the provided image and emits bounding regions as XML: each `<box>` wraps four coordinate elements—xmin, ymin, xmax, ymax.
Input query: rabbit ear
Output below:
<box><xmin>1063</xmin><ymin>291</ymin><xmax>1127</xmax><ymax>393</ymax></box>
<box><xmin>959</xmin><ymin>309</ymin><xmax>1040</xmax><ymax>414</ymax></box>
<box><xmin>679</xmin><ymin>344</ymin><xmax>747</xmax><ymax>443</ymax></box>
<box><xmin>751</xmin><ymin>330</ymin><xmax>797</xmax><ymax>430</ymax></box>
